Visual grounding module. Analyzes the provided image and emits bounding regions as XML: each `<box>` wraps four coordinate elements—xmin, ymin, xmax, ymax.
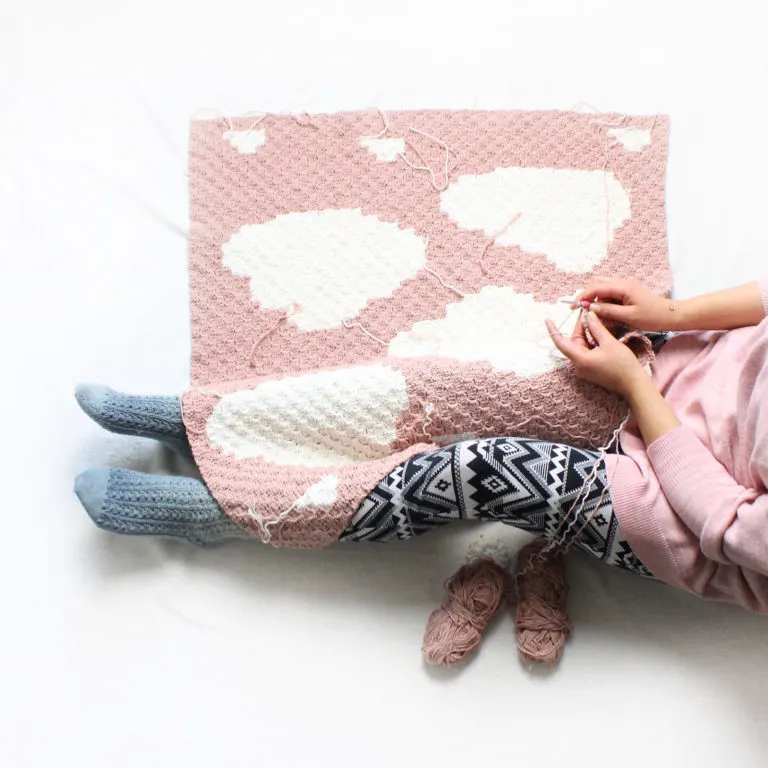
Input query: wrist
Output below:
<box><xmin>658</xmin><ymin>296</ymin><xmax>684</xmax><ymax>331</ymax></box>
<box><xmin>622</xmin><ymin>369</ymin><xmax>656</xmax><ymax>403</ymax></box>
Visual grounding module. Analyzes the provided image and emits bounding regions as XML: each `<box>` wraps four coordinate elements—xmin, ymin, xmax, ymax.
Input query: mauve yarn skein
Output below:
<box><xmin>514</xmin><ymin>539</ymin><xmax>572</xmax><ymax>664</ymax></box>
<box><xmin>422</xmin><ymin>558</ymin><xmax>511</xmax><ymax>667</ymax></box>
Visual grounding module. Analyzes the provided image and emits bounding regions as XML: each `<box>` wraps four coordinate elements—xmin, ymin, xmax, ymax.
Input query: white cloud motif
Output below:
<box><xmin>608</xmin><ymin>127</ymin><xmax>651</xmax><ymax>153</ymax></box>
<box><xmin>206</xmin><ymin>365</ymin><xmax>409</xmax><ymax>466</ymax></box>
<box><xmin>295</xmin><ymin>475</ymin><xmax>339</xmax><ymax>509</ymax></box>
<box><xmin>222</xmin><ymin>129</ymin><xmax>266</xmax><ymax>154</ymax></box>
<box><xmin>388</xmin><ymin>286</ymin><xmax>574</xmax><ymax>377</ymax></box>
<box><xmin>222</xmin><ymin>209</ymin><xmax>426</xmax><ymax>331</ymax></box>
<box><xmin>360</xmin><ymin>137</ymin><xmax>405</xmax><ymax>162</ymax></box>
<box><xmin>440</xmin><ymin>167</ymin><xmax>631</xmax><ymax>273</ymax></box>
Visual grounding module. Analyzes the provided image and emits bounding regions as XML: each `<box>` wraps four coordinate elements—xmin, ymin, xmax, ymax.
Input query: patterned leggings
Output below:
<box><xmin>341</xmin><ymin>437</ymin><xmax>654</xmax><ymax>579</ymax></box>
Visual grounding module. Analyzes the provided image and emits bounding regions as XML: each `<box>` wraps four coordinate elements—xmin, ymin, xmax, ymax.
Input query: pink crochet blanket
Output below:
<box><xmin>182</xmin><ymin>108</ymin><xmax>671</xmax><ymax>548</ymax></box>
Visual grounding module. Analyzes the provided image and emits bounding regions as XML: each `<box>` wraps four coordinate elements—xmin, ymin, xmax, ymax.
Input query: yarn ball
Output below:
<box><xmin>422</xmin><ymin>558</ymin><xmax>511</xmax><ymax>667</ymax></box>
<box><xmin>514</xmin><ymin>539</ymin><xmax>572</xmax><ymax>664</ymax></box>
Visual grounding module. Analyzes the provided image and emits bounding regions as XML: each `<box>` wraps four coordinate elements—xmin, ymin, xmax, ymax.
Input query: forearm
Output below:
<box><xmin>671</xmin><ymin>281</ymin><xmax>765</xmax><ymax>331</ymax></box>
<box><xmin>646</xmin><ymin>426</ymin><xmax>768</xmax><ymax>573</ymax></box>
<box><xmin>625</xmin><ymin>374</ymin><xmax>680</xmax><ymax>446</ymax></box>
<box><xmin>625</xmin><ymin>375</ymin><xmax>768</xmax><ymax>574</ymax></box>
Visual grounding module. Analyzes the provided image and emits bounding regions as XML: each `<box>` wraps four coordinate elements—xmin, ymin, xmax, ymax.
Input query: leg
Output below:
<box><xmin>75</xmin><ymin>384</ymin><xmax>190</xmax><ymax>456</ymax></box>
<box><xmin>340</xmin><ymin>437</ymin><xmax>654</xmax><ymax>579</ymax></box>
<box><xmin>74</xmin><ymin>468</ymin><xmax>249</xmax><ymax>546</ymax></box>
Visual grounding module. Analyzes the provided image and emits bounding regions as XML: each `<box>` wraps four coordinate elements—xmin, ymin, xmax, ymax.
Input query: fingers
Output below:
<box><xmin>571</xmin><ymin>316</ymin><xmax>590</xmax><ymax>349</ymax></box>
<box><xmin>583</xmin><ymin>311</ymin><xmax>614</xmax><ymax>345</ymax></box>
<box><xmin>546</xmin><ymin>319</ymin><xmax>587</xmax><ymax>362</ymax></box>
<box><xmin>591</xmin><ymin>301</ymin><xmax>633</xmax><ymax>323</ymax></box>
<box><xmin>572</xmin><ymin>278</ymin><xmax>631</xmax><ymax>306</ymax></box>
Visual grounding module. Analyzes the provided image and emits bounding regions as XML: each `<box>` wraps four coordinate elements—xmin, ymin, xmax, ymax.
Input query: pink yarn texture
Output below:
<box><xmin>182</xmin><ymin>109</ymin><xmax>671</xmax><ymax>549</ymax></box>
<box><xmin>422</xmin><ymin>558</ymin><xmax>511</xmax><ymax>667</ymax></box>
<box><xmin>514</xmin><ymin>540</ymin><xmax>572</xmax><ymax>664</ymax></box>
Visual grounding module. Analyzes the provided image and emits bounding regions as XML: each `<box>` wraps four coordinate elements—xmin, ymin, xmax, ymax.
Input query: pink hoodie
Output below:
<box><xmin>606</xmin><ymin>279</ymin><xmax>768</xmax><ymax>612</ymax></box>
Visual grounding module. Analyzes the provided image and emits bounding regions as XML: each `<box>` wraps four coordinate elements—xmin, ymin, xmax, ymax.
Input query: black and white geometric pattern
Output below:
<box><xmin>340</xmin><ymin>437</ymin><xmax>655</xmax><ymax>579</ymax></box>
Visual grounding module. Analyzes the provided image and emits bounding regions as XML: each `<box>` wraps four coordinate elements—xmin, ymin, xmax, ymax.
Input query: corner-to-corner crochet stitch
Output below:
<box><xmin>182</xmin><ymin>108</ymin><xmax>671</xmax><ymax>548</ymax></box>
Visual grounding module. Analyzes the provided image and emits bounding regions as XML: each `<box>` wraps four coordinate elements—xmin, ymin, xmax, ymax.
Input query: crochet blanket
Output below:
<box><xmin>182</xmin><ymin>108</ymin><xmax>671</xmax><ymax>548</ymax></box>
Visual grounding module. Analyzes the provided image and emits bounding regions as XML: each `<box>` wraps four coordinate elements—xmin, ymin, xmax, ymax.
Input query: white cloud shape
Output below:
<box><xmin>222</xmin><ymin>129</ymin><xmax>266</xmax><ymax>154</ymax></box>
<box><xmin>295</xmin><ymin>475</ymin><xmax>339</xmax><ymax>509</ymax></box>
<box><xmin>388</xmin><ymin>286</ymin><xmax>573</xmax><ymax>377</ymax></box>
<box><xmin>360</xmin><ymin>137</ymin><xmax>405</xmax><ymax>162</ymax></box>
<box><xmin>206</xmin><ymin>365</ymin><xmax>409</xmax><ymax>466</ymax></box>
<box><xmin>440</xmin><ymin>167</ymin><xmax>630</xmax><ymax>273</ymax></box>
<box><xmin>608</xmin><ymin>127</ymin><xmax>651</xmax><ymax>153</ymax></box>
<box><xmin>222</xmin><ymin>209</ymin><xmax>426</xmax><ymax>331</ymax></box>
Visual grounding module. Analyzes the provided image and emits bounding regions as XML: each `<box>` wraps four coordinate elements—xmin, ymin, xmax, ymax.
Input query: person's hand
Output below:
<box><xmin>572</xmin><ymin>277</ymin><xmax>675</xmax><ymax>331</ymax></box>
<box><xmin>545</xmin><ymin>311</ymin><xmax>646</xmax><ymax>398</ymax></box>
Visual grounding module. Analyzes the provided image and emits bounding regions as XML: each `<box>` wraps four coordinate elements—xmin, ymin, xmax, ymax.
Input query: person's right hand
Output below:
<box><xmin>545</xmin><ymin>311</ymin><xmax>648</xmax><ymax>398</ymax></box>
<box><xmin>572</xmin><ymin>277</ymin><xmax>675</xmax><ymax>331</ymax></box>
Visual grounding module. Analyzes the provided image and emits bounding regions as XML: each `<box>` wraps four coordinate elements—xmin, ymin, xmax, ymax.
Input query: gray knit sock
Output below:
<box><xmin>75</xmin><ymin>384</ymin><xmax>191</xmax><ymax>456</ymax></box>
<box><xmin>74</xmin><ymin>468</ymin><xmax>251</xmax><ymax>546</ymax></box>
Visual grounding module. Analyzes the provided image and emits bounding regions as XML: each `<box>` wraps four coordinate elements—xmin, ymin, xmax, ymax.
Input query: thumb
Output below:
<box><xmin>591</xmin><ymin>301</ymin><xmax>631</xmax><ymax>323</ymax></box>
<box><xmin>585</xmin><ymin>311</ymin><xmax>615</xmax><ymax>345</ymax></box>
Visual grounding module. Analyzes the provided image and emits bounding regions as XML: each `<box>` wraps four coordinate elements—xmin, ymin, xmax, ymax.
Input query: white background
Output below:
<box><xmin>2</xmin><ymin>1</ymin><xmax>768</xmax><ymax>766</ymax></box>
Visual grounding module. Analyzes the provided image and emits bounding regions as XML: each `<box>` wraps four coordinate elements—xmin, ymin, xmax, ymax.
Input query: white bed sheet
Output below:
<box><xmin>2</xmin><ymin>1</ymin><xmax>768</xmax><ymax>765</ymax></box>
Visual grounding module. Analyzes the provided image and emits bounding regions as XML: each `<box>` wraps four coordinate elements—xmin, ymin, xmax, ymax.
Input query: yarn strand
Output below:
<box><xmin>479</xmin><ymin>212</ymin><xmax>522</xmax><ymax>275</ymax></box>
<box><xmin>422</xmin><ymin>559</ymin><xmax>511</xmax><ymax>667</ymax></box>
<box><xmin>249</xmin><ymin>303</ymin><xmax>299</xmax><ymax>368</ymax></box>
<box><xmin>422</xmin><ymin>266</ymin><xmax>465</xmax><ymax>298</ymax></box>
<box><xmin>342</xmin><ymin>319</ymin><xmax>390</xmax><ymax>346</ymax></box>
<box><xmin>399</xmin><ymin>128</ymin><xmax>455</xmax><ymax>192</ymax></box>
<box><xmin>514</xmin><ymin>540</ymin><xmax>572</xmax><ymax>664</ymax></box>
<box><xmin>364</xmin><ymin>107</ymin><xmax>390</xmax><ymax>140</ymax></box>
<box><xmin>247</xmin><ymin>501</ymin><xmax>298</xmax><ymax>545</ymax></box>
<box><xmin>362</xmin><ymin>108</ymin><xmax>458</xmax><ymax>191</ymax></box>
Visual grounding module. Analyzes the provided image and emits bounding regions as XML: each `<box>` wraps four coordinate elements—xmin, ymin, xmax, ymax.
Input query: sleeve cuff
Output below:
<box><xmin>646</xmin><ymin>425</ymin><xmax>712</xmax><ymax>499</ymax></box>
<box><xmin>646</xmin><ymin>425</ymin><xmax>760</xmax><ymax>562</ymax></box>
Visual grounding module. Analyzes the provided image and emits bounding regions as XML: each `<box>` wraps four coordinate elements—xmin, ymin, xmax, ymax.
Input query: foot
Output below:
<box><xmin>75</xmin><ymin>384</ymin><xmax>191</xmax><ymax>456</ymax></box>
<box><xmin>74</xmin><ymin>468</ymin><xmax>250</xmax><ymax>546</ymax></box>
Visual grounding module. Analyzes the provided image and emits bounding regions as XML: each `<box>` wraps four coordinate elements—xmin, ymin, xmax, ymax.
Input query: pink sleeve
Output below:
<box><xmin>761</xmin><ymin>278</ymin><xmax>768</xmax><ymax>317</ymax></box>
<box><xmin>647</xmin><ymin>425</ymin><xmax>768</xmax><ymax>576</ymax></box>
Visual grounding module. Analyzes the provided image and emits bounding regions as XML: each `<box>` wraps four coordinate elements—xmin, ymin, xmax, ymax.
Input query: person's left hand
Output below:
<box><xmin>545</xmin><ymin>311</ymin><xmax>646</xmax><ymax>398</ymax></box>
